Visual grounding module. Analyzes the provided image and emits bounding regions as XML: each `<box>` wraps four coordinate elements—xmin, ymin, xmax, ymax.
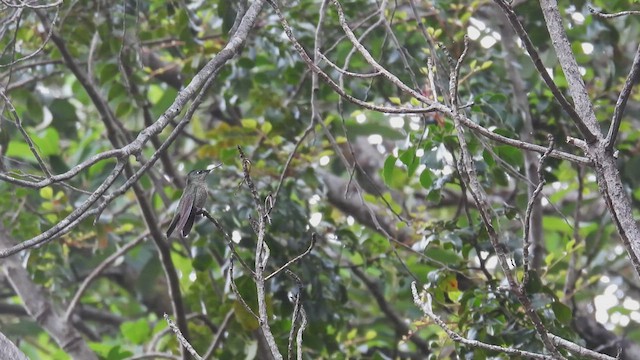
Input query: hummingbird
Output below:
<box><xmin>166</xmin><ymin>167</ymin><xmax>215</xmax><ymax>238</ymax></box>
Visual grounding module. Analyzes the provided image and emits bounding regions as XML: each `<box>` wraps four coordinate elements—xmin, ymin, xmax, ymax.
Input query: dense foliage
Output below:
<box><xmin>2</xmin><ymin>0</ymin><xmax>640</xmax><ymax>359</ymax></box>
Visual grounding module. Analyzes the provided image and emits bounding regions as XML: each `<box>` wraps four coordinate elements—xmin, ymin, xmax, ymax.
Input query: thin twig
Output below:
<box><xmin>203</xmin><ymin>310</ymin><xmax>234</xmax><ymax>360</ymax></box>
<box><xmin>201</xmin><ymin>209</ymin><xmax>255</xmax><ymax>277</ymax></box>
<box><xmin>589</xmin><ymin>6</ymin><xmax>640</xmax><ymax>19</ymax></box>
<box><xmin>318</xmin><ymin>52</ymin><xmax>382</xmax><ymax>78</ymax></box>
<box><xmin>286</xmin><ymin>270</ymin><xmax>304</xmax><ymax>360</ymax></box>
<box><xmin>265</xmin><ymin>0</ymin><xmax>590</xmax><ymax>166</ymax></box>
<box><xmin>522</xmin><ymin>136</ymin><xmax>554</xmax><ymax>287</ymax></box>
<box><xmin>605</xmin><ymin>44</ymin><xmax>640</xmax><ymax>151</ymax></box>
<box><xmin>237</xmin><ymin>146</ymin><xmax>283</xmax><ymax>360</ymax></box>
<box><xmin>266</xmin><ymin>233</ymin><xmax>316</xmax><ymax>281</ymax></box>
<box><xmin>0</xmin><ymin>5</ymin><xmax>60</xmax><ymax>68</ymax></box>
<box><xmin>0</xmin><ymin>90</ymin><xmax>52</xmax><ymax>177</ymax></box>
<box><xmin>65</xmin><ymin>231</ymin><xmax>149</xmax><ymax>320</ymax></box>
<box><xmin>447</xmin><ymin>35</ymin><xmax>563</xmax><ymax>358</ymax></box>
<box><xmin>229</xmin><ymin>259</ymin><xmax>259</xmax><ymax>320</ymax></box>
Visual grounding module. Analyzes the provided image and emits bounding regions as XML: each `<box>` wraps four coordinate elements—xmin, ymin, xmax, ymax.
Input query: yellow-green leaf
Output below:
<box><xmin>389</xmin><ymin>97</ymin><xmax>402</xmax><ymax>105</ymax></box>
<box><xmin>261</xmin><ymin>121</ymin><xmax>272</xmax><ymax>134</ymax></box>
<box><xmin>241</xmin><ymin>119</ymin><xmax>258</xmax><ymax>129</ymax></box>
<box><xmin>40</xmin><ymin>187</ymin><xmax>53</xmax><ymax>199</ymax></box>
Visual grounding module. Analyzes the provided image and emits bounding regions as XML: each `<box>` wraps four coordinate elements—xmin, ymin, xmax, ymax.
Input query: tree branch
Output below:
<box><xmin>492</xmin><ymin>0</ymin><xmax>597</xmax><ymax>143</ymax></box>
<box><xmin>605</xmin><ymin>44</ymin><xmax>640</xmax><ymax>151</ymax></box>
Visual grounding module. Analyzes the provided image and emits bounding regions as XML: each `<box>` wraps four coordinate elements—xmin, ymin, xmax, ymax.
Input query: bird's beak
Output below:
<box><xmin>207</xmin><ymin>163</ymin><xmax>222</xmax><ymax>172</ymax></box>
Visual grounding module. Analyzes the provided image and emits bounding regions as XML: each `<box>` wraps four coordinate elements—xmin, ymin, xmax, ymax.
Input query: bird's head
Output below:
<box><xmin>186</xmin><ymin>164</ymin><xmax>221</xmax><ymax>184</ymax></box>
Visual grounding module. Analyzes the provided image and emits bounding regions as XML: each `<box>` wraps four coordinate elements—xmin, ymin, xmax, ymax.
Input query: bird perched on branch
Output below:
<box><xmin>166</xmin><ymin>166</ymin><xmax>217</xmax><ymax>238</ymax></box>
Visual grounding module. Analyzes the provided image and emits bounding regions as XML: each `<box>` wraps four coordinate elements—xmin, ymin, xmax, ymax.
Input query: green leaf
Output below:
<box><xmin>120</xmin><ymin>318</ymin><xmax>151</xmax><ymax>344</ymax></box>
<box><xmin>234</xmin><ymin>299</ymin><xmax>259</xmax><ymax>331</ymax></box>
<box><xmin>419</xmin><ymin>169</ymin><xmax>434</xmax><ymax>189</ymax></box>
<box><xmin>551</xmin><ymin>302</ymin><xmax>572</xmax><ymax>324</ymax></box>
<box><xmin>424</xmin><ymin>246</ymin><xmax>461</xmax><ymax>264</ymax></box>
<box><xmin>482</xmin><ymin>149</ymin><xmax>495</xmax><ymax>167</ymax></box>
<box><xmin>40</xmin><ymin>187</ymin><xmax>53</xmax><ymax>200</ymax></box>
<box><xmin>344</xmin><ymin>122</ymin><xmax>405</xmax><ymax>140</ymax></box>
<box><xmin>99</xmin><ymin>63</ymin><xmax>119</xmax><ymax>84</ymax></box>
<box><xmin>6</xmin><ymin>141</ymin><xmax>34</xmax><ymax>160</ymax></box>
<box><xmin>108</xmin><ymin>82</ymin><xmax>127</xmax><ymax>101</ymax></box>
<box><xmin>383</xmin><ymin>155</ymin><xmax>396</xmax><ymax>185</ymax></box>
<box><xmin>261</xmin><ymin>121</ymin><xmax>273</xmax><ymax>134</ymax></box>
<box><xmin>192</xmin><ymin>252</ymin><xmax>214</xmax><ymax>271</ymax></box>
<box><xmin>524</xmin><ymin>271</ymin><xmax>543</xmax><ymax>294</ymax></box>
<box><xmin>494</xmin><ymin>145</ymin><xmax>523</xmax><ymax>168</ymax></box>
<box><xmin>241</xmin><ymin>119</ymin><xmax>258</xmax><ymax>129</ymax></box>
<box><xmin>399</xmin><ymin>148</ymin><xmax>419</xmax><ymax>177</ymax></box>
<box><xmin>115</xmin><ymin>102</ymin><xmax>132</xmax><ymax>117</ymax></box>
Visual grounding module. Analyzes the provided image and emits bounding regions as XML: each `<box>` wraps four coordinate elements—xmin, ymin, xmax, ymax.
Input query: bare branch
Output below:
<box><xmin>202</xmin><ymin>209</ymin><xmax>255</xmax><ymax>276</ymax></box>
<box><xmin>0</xmin><ymin>6</ymin><xmax>59</xmax><ymax>68</ymax></box>
<box><xmin>605</xmin><ymin>44</ymin><xmax>640</xmax><ymax>151</ymax></box>
<box><xmin>285</xmin><ymin>270</ymin><xmax>307</xmax><ymax>360</ymax></box>
<box><xmin>265</xmin><ymin>233</ymin><xmax>316</xmax><ymax>281</ymax></box>
<box><xmin>492</xmin><ymin>0</ymin><xmax>597</xmax><ymax>143</ymax></box>
<box><xmin>522</xmin><ymin>136</ymin><xmax>554</xmax><ymax>287</ymax></box>
<box><xmin>237</xmin><ymin>146</ymin><xmax>283</xmax><ymax>360</ymax></box>
<box><xmin>229</xmin><ymin>257</ymin><xmax>258</xmax><ymax>320</ymax></box>
<box><xmin>0</xmin><ymin>90</ymin><xmax>52</xmax><ymax>177</ymax></box>
<box><xmin>0</xmin><ymin>160</ymin><xmax>126</xmax><ymax>258</ymax></box>
<box><xmin>447</xmin><ymin>38</ymin><xmax>563</xmax><ymax>357</ymax></box>
<box><xmin>537</xmin><ymin>0</ymin><xmax>600</xmax><ymax>142</ymax></box>
<box><xmin>202</xmin><ymin>310</ymin><xmax>234</xmax><ymax>360</ymax></box>
<box><xmin>318</xmin><ymin>52</ymin><xmax>382</xmax><ymax>78</ymax></box>
<box><xmin>164</xmin><ymin>314</ymin><xmax>203</xmax><ymax>360</ymax></box>
<box><xmin>589</xmin><ymin>6</ymin><xmax>640</xmax><ymax>19</ymax></box>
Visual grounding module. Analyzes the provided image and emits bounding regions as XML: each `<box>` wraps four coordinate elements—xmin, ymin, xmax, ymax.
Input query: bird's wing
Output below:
<box><xmin>181</xmin><ymin>207</ymin><xmax>198</xmax><ymax>237</ymax></box>
<box><xmin>174</xmin><ymin>191</ymin><xmax>195</xmax><ymax>238</ymax></box>
<box><xmin>166</xmin><ymin>211</ymin><xmax>180</xmax><ymax>237</ymax></box>
<box><xmin>182</xmin><ymin>186</ymin><xmax>208</xmax><ymax>237</ymax></box>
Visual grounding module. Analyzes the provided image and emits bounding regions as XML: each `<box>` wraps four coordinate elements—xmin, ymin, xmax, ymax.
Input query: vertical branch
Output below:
<box><xmin>495</xmin><ymin>8</ymin><xmax>546</xmax><ymax>271</ymax></box>
<box><xmin>605</xmin><ymin>44</ymin><xmax>640</xmax><ymax>151</ymax></box>
<box><xmin>285</xmin><ymin>270</ymin><xmax>307</xmax><ymax>360</ymax></box>
<box><xmin>238</xmin><ymin>146</ymin><xmax>283</xmax><ymax>360</ymax></box>
<box><xmin>522</xmin><ymin>136</ymin><xmax>554</xmax><ymax>287</ymax></box>
<box><xmin>491</xmin><ymin>0</ymin><xmax>596</xmax><ymax>143</ymax></box>
<box><xmin>537</xmin><ymin>0</ymin><xmax>599</xmax><ymax>141</ymax></box>
<box><xmin>446</xmin><ymin>38</ymin><xmax>564</xmax><ymax>358</ymax></box>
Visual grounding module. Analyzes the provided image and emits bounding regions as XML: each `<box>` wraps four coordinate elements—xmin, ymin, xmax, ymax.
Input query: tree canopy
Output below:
<box><xmin>2</xmin><ymin>0</ymin><xmax>640</xmax><ymax>359</ymax></box>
